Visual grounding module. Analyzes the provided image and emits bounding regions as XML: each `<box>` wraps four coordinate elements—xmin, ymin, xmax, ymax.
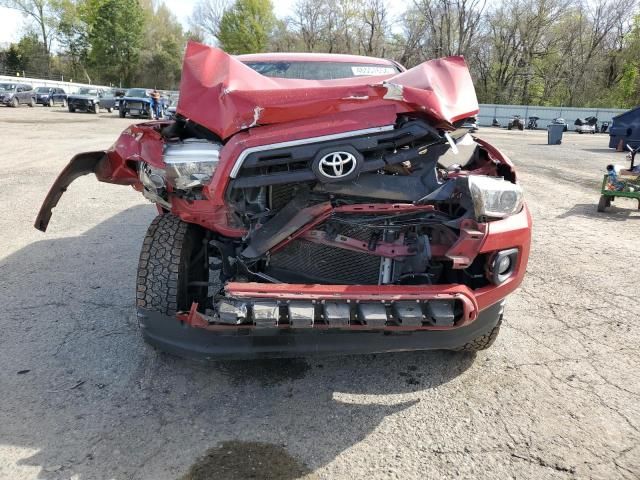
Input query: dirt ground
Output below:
<box><xmin>0</xmin><ymin>106</ymin><xmax>638</xmax><ymax>480</ymax></box>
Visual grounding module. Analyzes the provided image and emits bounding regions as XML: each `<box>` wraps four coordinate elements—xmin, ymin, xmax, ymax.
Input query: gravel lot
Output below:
<box><xmin>0</xmin><ymin>106</ymin><xmax>638</xmax><ymax>480</ymax></box>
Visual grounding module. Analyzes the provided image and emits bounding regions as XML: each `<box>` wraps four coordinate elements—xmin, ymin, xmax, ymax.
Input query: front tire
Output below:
<box><xmin>68</xmin><ymin>105</ymin><xmax>75</xmax><ymax>112</ymax></box>
<box><xmin>455</xmin><ymin>318</ymin><xmax>502</xmax><ymax>352</ymax></box>
<box><xmin>136</xmin><ymin>214</ymin><xmax>209</xmax><ymax>316</ymax></box>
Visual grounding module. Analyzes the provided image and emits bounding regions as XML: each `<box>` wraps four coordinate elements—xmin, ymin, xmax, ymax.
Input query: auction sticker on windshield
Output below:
<box><xmin>351</xmin><ymin>66</ymin><xmax>397</xmax><ymax>76</ymax></box>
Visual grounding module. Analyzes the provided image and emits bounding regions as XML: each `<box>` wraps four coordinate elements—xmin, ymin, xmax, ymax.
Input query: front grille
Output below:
<box><xmin>269</xmin><ymin>239</ymin><xmax>380</xmax><ymax>284</ymax></box>
<box><xmin>229</xmin><ymin>121</ymin><xmax>433</xmax><ymax>189</ymax></box>
<box><xmin>69</xmin><ymin>98</ymin><xmax>90</xmax><ymax>107</ymax></box>
<box><xmin>127</xmin><ymin>101</ymin><xmax>144</xmax><ymax>109</ymax></box>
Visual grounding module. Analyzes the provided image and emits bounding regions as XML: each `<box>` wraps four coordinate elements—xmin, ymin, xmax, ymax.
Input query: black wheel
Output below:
<box><xmin>597</xmin><ymin>195</ymin><xmax>610</xmax><ymax>212</ymax></box>
<box><xmin>11</xmin><ymin>97</ymin><xmax>18</xmax><ymax>107</ymax></box>
<box><xmin>136</xmin><ymin>214</ymin><xmax>210</xmax><ymax>316</ymax></box>
<box><xmin>119</xmin><ymin>108</ymin><xmax>126</xmax><ymax>118</ymax></box>
<box><xmin>454</xmin><ymin>318</ymin><xmax>502</xmax><ymax>352</ymax></box>
<box><xmin>68</xmin><ymin>105</ymin><xmax>75</xmax><ymax>112</ymax></box>
<box><xmin>107</xmin><ymin>107</ymin><xmax>112</xmax><ymax>113</ymax></box>
<box><xmin>518</xmin><ymin>124</ymin><xmax>524</xmax><ymax>131</ymax></box>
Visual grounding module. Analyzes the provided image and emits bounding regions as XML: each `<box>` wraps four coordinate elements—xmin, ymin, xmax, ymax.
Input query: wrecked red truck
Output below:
<box><xmin>35</xmin><ymin>42</ymin><xmax>531</xmax><ymax>359</ymax></box>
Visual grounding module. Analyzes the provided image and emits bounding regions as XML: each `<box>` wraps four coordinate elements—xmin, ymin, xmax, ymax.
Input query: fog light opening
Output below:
<box><xmin>490</xmin><ymin>248</ymin><xmax>519</xmax><ymax>285</ymax></box>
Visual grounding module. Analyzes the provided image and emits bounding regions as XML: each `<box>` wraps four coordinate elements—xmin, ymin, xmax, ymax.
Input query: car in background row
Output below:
<box><xmin>0</xmin><ymin>83</ymin><xmax>36</xmax><ymax>107</ymax></box>
<box><xmin>118</xmin><ymin>88</ymin><xmax>157</xmax><ymax>119</ymax></box>
<box><xmin>35</xmin><ymin>87</ymin><xmax>67</xmax><ymax>107</ymax></box>
<box><xmin>67</xmin><ymin>87</ymin><xmax>118</xmax><ymax>114</ymax></box>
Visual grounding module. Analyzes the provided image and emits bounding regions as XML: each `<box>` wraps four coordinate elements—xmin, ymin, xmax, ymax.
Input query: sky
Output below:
<box><xmin>0</xmin><ymin>0</ymin><xmax>301</xmax><ymax>46</ymax></box>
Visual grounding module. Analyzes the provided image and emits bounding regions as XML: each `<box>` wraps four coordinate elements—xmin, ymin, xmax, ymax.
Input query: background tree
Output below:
<box><xmin>86</xmin><ymin>0</ymin><xmax>144</xmax><ymax>86</ymax></box>
<box><xmin>189</xmin><ymin>0</ymin><xmax>230</xmax><ymax>44</ymax></box>
<box><xmin>0</xmin><ymin>0</ymin><xmax>61</xmax><ymax>55</ymax></box>
<box><xmin>1</xmin><ymin>0</ymin><xmax>639</xmax><ymax>105</ymax></box>
<box><xmin>136</xmin><ymin>0</ymin><xmax>186</xmax><ymax>88</ymax></box>
<box><xmin>218</xmin><ymin>0</ymin><xmax>275</xmax><ymax>54</ymax></box>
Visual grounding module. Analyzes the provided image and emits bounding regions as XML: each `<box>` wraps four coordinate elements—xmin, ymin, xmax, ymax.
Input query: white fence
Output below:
<box><xmin>0</xmin><ymin>74</ymin><xmax>111</xmax><ymax>94</ymax></box>
<box><xmin>478</xmin><ymin>103</ymin><xmax>627</xmax><ymax>128</ymax></box>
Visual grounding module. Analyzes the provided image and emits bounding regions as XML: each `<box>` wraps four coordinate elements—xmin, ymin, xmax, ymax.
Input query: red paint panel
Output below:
<box><xmin>177</xmin><ymin>41</ymin><xmax>479</xmax><ymax>139</ymax></box>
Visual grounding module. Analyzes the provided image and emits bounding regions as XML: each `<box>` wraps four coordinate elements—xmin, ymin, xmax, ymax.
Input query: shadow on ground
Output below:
<box><xmin>0</xmin><ymin>206</ymin><xmax>476</xmax><ymax>480</ymax></box>
<box><xmin>557</xmin><ymin>202</ymin><xmax>640</xmax><ymax>220</ymax></box>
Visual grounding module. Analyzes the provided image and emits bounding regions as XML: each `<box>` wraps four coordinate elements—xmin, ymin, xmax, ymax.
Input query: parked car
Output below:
<box><xmin>35</xmin><ymin>43</ymin><xmax>531</xmax><ymax>360</ymax></box>
<box><xmin>0</xmin><ymin>82</ymin><xmax>36</xmax><ymax>107</ymax></box>
<box><xmin>67</xmin><ymin>87</ymin><xmax>117</xmax><ymax>114</ymax></box>
<box><xmin>507</xmin><ymin>115</ymin><xmax>525</xmax><ymax>130</ymax></box>
<box><xmin>118</xmin><ymin>88</ymin><xmax>156</xmax><ymax>119</ymax></box>
<box><xmin>35</xmin><ymin>87</ymin><xmax>67</xmax><ymax>107</ymax></box>
<box><xmin>575</xmin><ymin>116</ymin><xmax>597</xmax><ymax>134</ymax></box>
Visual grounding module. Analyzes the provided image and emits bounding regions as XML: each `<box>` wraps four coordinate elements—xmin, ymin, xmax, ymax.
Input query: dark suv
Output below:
<box><xmin>35</xmin><ymin>87</ymin><xmax>67</xmax><ymax>107</ymax></box>
<box><xmin>67</xmin><ymin>87</ymin><xmax>117</xmax><ymax>114</ymax></box>
<box><xmin>0</xmin><ymin>83</ymin><xmax>36</xmax><ymax>107</ymax></box>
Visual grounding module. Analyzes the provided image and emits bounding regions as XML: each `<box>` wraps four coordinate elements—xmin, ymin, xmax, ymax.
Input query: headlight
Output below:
<box><xmin>139</xmin><ymin>163</ymin><xmax>166</xmax><ymax>191</ymax></box>
<box><xmin>468</xmin><ymin>176</ymin><xmax>523</xmax><ymax>219</ymax></box>
<box><xmin>163</xmin><ymin>139</ymin><xmax>221</xmax><ymax>190</ymax></box>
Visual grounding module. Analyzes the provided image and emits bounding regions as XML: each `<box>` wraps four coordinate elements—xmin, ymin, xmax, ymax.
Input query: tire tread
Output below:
<box><xmin>136</xmin><ymin>214</ymin><xmax>188</xmax><ymax>315</ymax></box>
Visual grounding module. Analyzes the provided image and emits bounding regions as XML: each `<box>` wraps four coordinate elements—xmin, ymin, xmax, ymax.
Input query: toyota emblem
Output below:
<box><xmin>318</xmin><ymin>151</ymin><xmax>358</xmax><ymax>179</ymax></box>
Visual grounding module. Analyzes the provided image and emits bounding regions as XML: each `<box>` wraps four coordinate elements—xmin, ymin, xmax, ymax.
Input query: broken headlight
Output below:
<box><xmin>468</xmin><ymin>176</ymin><xmax>523</xmax><ymax>219</ymax></box>
<box><xmin>163</xmin><ymin>139</ymin><xmax>221</xmax><ymax>190</ymax></box>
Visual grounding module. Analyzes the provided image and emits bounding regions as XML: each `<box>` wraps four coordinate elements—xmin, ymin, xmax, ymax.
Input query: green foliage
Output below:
<box><xmin>86</xmin><ymin>0</ymin><xmax>144</xmax><ymax>86</ymax></box>
<box><xmin>218</xmin><ymin>0</ymin><xmax>275</xmax><ymax>54</ymax></box>
<box><xmin>2</xmin><ymin>33</ymin><xmax>49</xmax><ymax>75</ymax></box>
<box><xmin>135</xmin><ymin>1</ymin><xmax>185</xmax><ymax>88</ymax></box>
<box><xmin>1</xmin><ymin>0</ymin><xmax>639</xmax><ymax>106</ymax></box>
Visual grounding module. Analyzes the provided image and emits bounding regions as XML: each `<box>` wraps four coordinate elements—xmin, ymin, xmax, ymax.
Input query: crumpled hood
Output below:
<box><xmin>177</xmin><ymin>41</ymin><xmax>480</xmax><ymax>140</ymax></box>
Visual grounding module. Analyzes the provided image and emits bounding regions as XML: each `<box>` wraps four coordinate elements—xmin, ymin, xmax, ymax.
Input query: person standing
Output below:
<box><xmin>150</xmin><ymin>89</ymin><xmax>162</xmax><ymax>120</ymax></box>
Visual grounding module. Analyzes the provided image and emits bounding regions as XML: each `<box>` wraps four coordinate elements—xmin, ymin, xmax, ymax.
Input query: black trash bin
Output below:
<box><xmin>547</xmin><ymin>124</ymin><xmax>564</xmax><ymax>145</ymax></box>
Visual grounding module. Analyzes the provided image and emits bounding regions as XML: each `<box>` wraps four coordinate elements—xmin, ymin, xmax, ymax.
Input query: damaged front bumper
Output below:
<box><xmin>139</xmin><ymin>300</ymin><xmax>505</xmax><ymax>360</ymax></box>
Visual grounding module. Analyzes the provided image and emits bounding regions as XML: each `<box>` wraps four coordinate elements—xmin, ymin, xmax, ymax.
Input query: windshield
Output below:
<box><xmin>78</xmin><ymin>88</ymin><xmax>98</xmax><ymax>95</ymax></box>
<box><xmin>0</xmin><ymin>83</ymin><xmax>16</xmax><ymax>92</ymax></box>
<box><xmin>126</xmin><ymin>88</ymin><xmax>148</xmax><ymax>97</ymax></box>
<box><xmin>242</xmin><ymin>61</ymin><xmax>398</xmax><ymax>80</ymax></box>
<box><xmin>35</xmin><ymin>87</ymin><xmax>52</xmax><ymax>93</ymax></box>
